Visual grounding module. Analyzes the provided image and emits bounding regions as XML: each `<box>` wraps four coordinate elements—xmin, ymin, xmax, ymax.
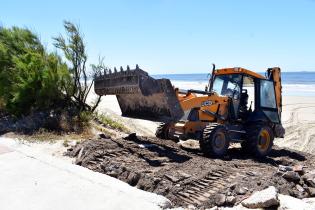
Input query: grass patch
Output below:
<box><xmin>3</xmin><ymin>110</ymin><xmax>128</xmax><ymax>144</ymax></box>
<box><xmin>63</xmin><ymin>139</ymin><xmax>69</xmax><ymax>147</ymax></box>
<box><xmin>95</xmin><ymin>112</ymin><xmax>128</xmax><ymax>132</ymax></box>
<box><xmin>12</xmin><ymin>127</ymin><xmax>94</xmax><ymax>144</ymax></box>
<box><xmin>77</xmin><ymin>111</ymin><xmax>128</xmax><ymax>132</ymax></box>
<box><xmin>15</xmin><ymin>128</ymin><xmax>62</xmax><ymax>143</ymax></box>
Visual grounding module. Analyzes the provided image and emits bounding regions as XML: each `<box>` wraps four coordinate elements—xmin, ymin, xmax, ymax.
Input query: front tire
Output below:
<box><xmin>200</xmin><ymin>124</ymin><xmax>230</xmax><ymax>157</ymax></box>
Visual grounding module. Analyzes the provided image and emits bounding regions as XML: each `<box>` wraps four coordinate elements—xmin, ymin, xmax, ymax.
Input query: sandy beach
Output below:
<box><xmin>88</xmin><ymin>93</ymin><xmax>159</xmax><ymax>136</ymax></box>
<box><xmin>277</xmin><ymin>95</ymin><xmax>315</xmax><ymax>153</ymax></box>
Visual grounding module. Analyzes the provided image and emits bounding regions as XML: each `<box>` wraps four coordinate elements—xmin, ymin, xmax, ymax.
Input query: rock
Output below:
<box><xmin>283</xmin><ymin>171</ymin><xmax>300</xmax><ymax>182</ymax></box>
<box><xmin>178</xmin><ymin>139</ymin><xmax>199</xmax><ymax>150</ymax></box>
<box><xmin>235</xmin><ymin>186</ymin><xmax>248</xmax><ymax>195</ymax></box>
<box><xmin>164</xmin><ymin>174</ymin><xmax>180</xmax><ymax>183</ymax></box>
<box><xmin>278</xmin><ymin>194</ymin><xmax>312</xmax><ymax>210</ymax></box>
<box><xmin>305</xmin><ymin>179</ymin><xmax>315</xmax><ymax>188</ymax></box>
<box><xmin>246</xmin><ymin>171</ymin><xmax>260</xmax><ymax>176</ymax></box>
<box><xmin>302</xmin><ymin>171</ymin><xmax>315</xmax><ymax>187</ymax></box>
<box><xmin>289</xmin><ymin>188</ymin><xmax>303</xmax><ymax>198</ymax></box>
<box><xmin>296</xmin><ymin>184</ymin><xmax>305</xmax><ymax>192</ymax></box>
<box><xmin>306</xmin><ymin>170</ymin><xmax>315</xmax><ymax>176</ymax></box>
<box><xmin>99</xmin><ymin>133</ymin><xmax>111</xmax><ymax>139</ymax></box>
<box><xmin>153</xmin><ymin>177</ymin><xmax>161</xmax><ymax>184</ymax></box>
<box><xmin>108</xmin><ymin>170</ymin><xmax>119</xmax><ymax>178</ymax></box>
<box><xmin>214</xmin><ymin>194</ymin><xmax>226</xmax><ymax>206</ymax></box>
<box><xmin>229</xmin><ymin>182</ymin><xmax>237</xmax><ymax>190</ymax></box>
<box><xmin>226</xmin><ymin>195</ymin><xmax>236</xmax><ymax>205</ymax></box>
<box><xmin>165</xmin><ymin>171</ymin><xmax>191</xmax><ymax>183</ymax></box>
<box><xmin>307</xmin><ymin>187</ymin><xmax>315</xmax><ymax>197</ymax></box>
<box><xmin>124</xmin><ymin>133</ymin><xmax>137</xmax><ymax>141</ymax></box>
<box><xmin>187</xmin><ymin>204</ymin><xmax>197</xmax><ymax>209</ymax></box>
<box><xmin>293</xmin><ymin>165</ymin><xmax>304</xmax><ymax>173</ymax></box>
<box><xmin>74</xmin><ymin>147</ymin><xmax>84</xmax><ymax>165</ymax></box>
<box><xmin>160</xmin><ymin>199</ymin><xmax>172</xmax><ymax>209</ymax></box>
<box><xmin>127</xmin><ymin>172</ymin><xmax>141</xmax><ymax>186</ymax></box>
<box><xmin>178</xmin><ymin>171</ymin><xmax>191</xmax><ymax>179</ymax></box>
<box><xmin>279</xmin><ymin>165</ymin><xmax>293</xmax><ymax>172</ymax></box>
<box><xmin>241</xmin><ymin>186</ymin><xmax>279</xmax><ymax>208</ymax></box>
<box><xmin>138</xmin><ymin>144</ymin><xmax>156</xmax><ymax>148</ymax></box>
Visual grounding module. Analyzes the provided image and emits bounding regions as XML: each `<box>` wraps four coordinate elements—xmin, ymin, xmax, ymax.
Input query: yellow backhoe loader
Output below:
<box><xmin>94</xmin><ymin>64</ymin><xmax>285</xmax><ymax>157</ymax></box>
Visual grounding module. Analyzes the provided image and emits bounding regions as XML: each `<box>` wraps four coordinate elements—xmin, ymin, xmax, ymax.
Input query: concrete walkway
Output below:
<box><xmin>0</xmin><ymin>138</ymin><xmax>170</xmax><ymax>210</ymax></box>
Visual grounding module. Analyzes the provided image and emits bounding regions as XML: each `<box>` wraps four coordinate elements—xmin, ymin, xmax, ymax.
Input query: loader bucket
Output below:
<box><xmin>94</xmin><ymin>66</ymin><xmax>184</xmax><ymax>122</ymax></box>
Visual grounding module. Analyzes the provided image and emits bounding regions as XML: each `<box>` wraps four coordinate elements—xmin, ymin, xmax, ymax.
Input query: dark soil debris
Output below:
<box><xmin>66</xmin><ymin>134</ymin><xmax>315</xmax><ymax>208</ymax></box>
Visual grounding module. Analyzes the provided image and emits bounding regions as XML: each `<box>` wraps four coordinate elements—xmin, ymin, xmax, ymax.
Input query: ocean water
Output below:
<box><xmin>153</xmin><ymin>72</ymin><xmax>315</xmax><ymax>97</ymax></box>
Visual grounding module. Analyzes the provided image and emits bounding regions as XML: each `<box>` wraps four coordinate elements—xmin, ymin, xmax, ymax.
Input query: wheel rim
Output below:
<box><xmin>258</xmin><ymin>129</ymin><xmax>270</xmax><ymax>152</ymax></box>
<box><xmin>213</xmin><ymin>132</ymin><xmax>226</xmax><ymax>150</ymax></box>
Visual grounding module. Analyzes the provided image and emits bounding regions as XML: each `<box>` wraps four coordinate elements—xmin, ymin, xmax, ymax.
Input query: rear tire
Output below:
<box><xmin>155</xmin><ymin>123</ymin><xmax>170</xmax><ymax>139</ymax></box>
<box><xmin>245</xmin><ymin>125</ymin><xmax>274</xmax><ymax>157</ymax></box>
<box><xmin>200</xmin><ymin>123</ymin><xmax>230</xmax><ymax>157</ymax></box>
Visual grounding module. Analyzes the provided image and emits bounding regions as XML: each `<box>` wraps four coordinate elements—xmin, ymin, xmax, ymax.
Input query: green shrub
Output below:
<box><xmin>0</xmin><ymin>23</ymin><xmax>105</xmax><ymax>133</ymax></box>
<box><xmin>78</xmin><ymin>111</ymin><xmax>93</xmax><ymax>127</ymax></box>
<box><xmin>0</xmin><ymin>26</ymin><xmax>71</xmax><ymax>116</ymax></box>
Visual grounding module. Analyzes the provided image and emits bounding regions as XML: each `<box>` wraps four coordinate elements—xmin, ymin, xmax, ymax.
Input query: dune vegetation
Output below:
<box><xmin>0</xmin><ymin>21</ymin><xmax>109</xmax><ymax>133</ymax></box>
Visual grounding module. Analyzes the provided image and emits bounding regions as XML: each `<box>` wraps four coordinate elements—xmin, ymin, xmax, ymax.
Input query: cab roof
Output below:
<box><xmin>214</xmin><ymin>67</ymin><xmax>265</xmax><ymax>79</ymax></box>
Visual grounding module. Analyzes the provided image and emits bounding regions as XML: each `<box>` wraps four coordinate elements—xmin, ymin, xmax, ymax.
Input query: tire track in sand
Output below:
<box><xmin>276</xmin><ymin>103</ymin><xmax>315</xmax><ymax>153</ymax></box>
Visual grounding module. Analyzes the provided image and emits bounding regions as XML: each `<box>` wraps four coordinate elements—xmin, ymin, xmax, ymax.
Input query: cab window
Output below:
<box><xmin>260</xmin><ymin>80</ymin><xmax>277</xmax><ymax>109</ymax></box>
<box><xmin>260</xmin><ymin>80</ymin><xmax>279</xmax><ymax>123</ymax></box>
<box><xmin>212</xmin><ymin>74</ymin><xmax>242</xmax><ymax>99</ymax></box>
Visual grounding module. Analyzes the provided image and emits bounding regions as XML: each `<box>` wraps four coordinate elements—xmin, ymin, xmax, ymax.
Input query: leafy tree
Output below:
<box><xmin>0</xmin><ymin>26</ymin><xmax>71</xmax><ymax>115</ymax></box>
<box><xmin>0</xmin><ymin>22</ymin><xmax>103</xmax><ymax>119</ymax></box>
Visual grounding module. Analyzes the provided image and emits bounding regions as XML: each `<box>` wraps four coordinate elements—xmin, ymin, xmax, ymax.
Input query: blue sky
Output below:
<box><xmin>1</xmin><ymin>0</ymin><xmax>315</xmax><ymax>74</ymax></box>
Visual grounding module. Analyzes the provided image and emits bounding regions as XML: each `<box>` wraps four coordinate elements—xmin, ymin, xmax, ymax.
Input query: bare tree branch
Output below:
<box><xmin>53</xmin><ymin>21</ymin><xmax>103</xmax><ymax>113</ymax></box>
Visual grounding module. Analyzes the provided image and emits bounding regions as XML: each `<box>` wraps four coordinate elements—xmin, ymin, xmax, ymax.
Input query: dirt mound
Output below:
<box><xmin>66</xmin><ymin>134</ymin><xmax>315</xmax><ymax>208</ymax></box>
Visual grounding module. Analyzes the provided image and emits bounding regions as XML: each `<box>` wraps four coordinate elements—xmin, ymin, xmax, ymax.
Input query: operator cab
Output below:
<box><xmin>211</xmin><ymin>74</ymin><xmax>242</xmax><ymax>119</ymax></box>
<box><xmin>211</xmin><ymin>67</ymin><xmax>281</xmax><ymax>125</ymax></box>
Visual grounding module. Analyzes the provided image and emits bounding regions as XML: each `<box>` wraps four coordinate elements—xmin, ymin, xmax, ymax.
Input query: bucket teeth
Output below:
<box><xmin>94</xmin><ymin>65</ymin><xmax>143</xmax><ymax>95</ymax></box>
<box><xmin>94</xmin><ymin>65</ymin><xmax>184</xmax><ymax>121</ymax></box>
<box><xmin>94</xmin><ymin>65</ymin><xmax>147</xmax><ymax>80</ymax></box>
